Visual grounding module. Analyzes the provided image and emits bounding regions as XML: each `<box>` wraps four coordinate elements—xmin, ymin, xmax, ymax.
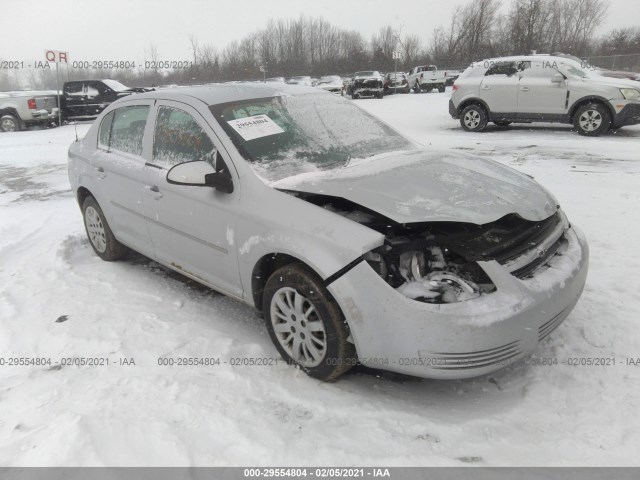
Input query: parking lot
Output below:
<box><xmin>1</xmin><ymin>89</ymin><xmax>639</xmax><ymax>466</ymax></box>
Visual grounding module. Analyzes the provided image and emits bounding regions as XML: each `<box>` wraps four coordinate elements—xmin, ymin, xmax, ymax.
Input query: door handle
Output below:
<box><xmin>95</xmin><ymin>166</ymin><xmax>106</xmax><ymax>179</ymax></box>
<box><xmin>520</xmin><ymin>86</ymin><xmax>530</xmax><ymax>92</ymax></box>
<box><xmin>145</xmin><ymin>185</ymin><xmax>163</xmax><ymax>199</ymax></box>
<box><xmin>481</xmin><ymin>85</ymin><xmax>491</xmax><ymax>90</ymax></box>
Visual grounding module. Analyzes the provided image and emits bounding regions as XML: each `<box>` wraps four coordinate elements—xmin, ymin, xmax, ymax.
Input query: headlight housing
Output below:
<box><xmin>620</xmin><ymin>88</ymin><xmax>640</xmax><ymax>100</ymax></box>
<box><xmin>364</xmin><ymin>241</ymin><xmax>496</xmax><ymax>304</ymax></box>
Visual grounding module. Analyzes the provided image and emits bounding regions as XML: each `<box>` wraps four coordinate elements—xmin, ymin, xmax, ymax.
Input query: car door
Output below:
<box><xmin>479</xmin><ymin>62</ymin><xmax>520</xmax><ymax>115</ymax></box>
<box><xmin>517</xmin><ymin>60</ymin><xmax>568</xmax><ymax>117</ymax></box>
<box><xmin>92</xmin><ymin>101</ymin><xmax>155</xmax><ymax>256</ymax></box>
<box><xmin>142</xmin><ymin>101</ymin><xmax>242</xmax><ymax>298</ymax></box>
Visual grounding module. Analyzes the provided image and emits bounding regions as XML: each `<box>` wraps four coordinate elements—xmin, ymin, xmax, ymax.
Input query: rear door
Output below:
<box><xmin>85</xmin><ymin>81</ymin><xmax>113</xmax><ymax>117</ymax></box>
<box><xmin>479</xmin><ymin>62</ymin><xmax>520</xmax><ymax>115</ymax></box>
<box><xmin>91</xmin><ymin>101</ymin><xmax>154</xmax><ymax>255</ymax></box>
<box><xmin>142</xmin><ymin>101</ymin><xmax>242</xmax><ymax>298</ymax></box>
<box><xmin>517</xmin><ymin>60</ymin><xmax>568</xmax><ymax>117</ymax></box>
<box><xmin>63</xmin><ymin>81</ymin><xmax>86</xmax><ymax>117</ymax></box>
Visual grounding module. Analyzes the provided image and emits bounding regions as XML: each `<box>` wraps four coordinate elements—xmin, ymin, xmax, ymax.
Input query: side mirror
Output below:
<box><xmin>166</xmin><ymin>161</ymin><xmax>233</xmax><ymax>194</ymax></box>
<box><xmin>551</xmin><ymin>73</ymin><xmax>564</xmax><ymax>83</ymax></box>
<box><xmin>205</xmin><ymin>171</ymin><xmax>234</xmax><ymax>194</ymax></box>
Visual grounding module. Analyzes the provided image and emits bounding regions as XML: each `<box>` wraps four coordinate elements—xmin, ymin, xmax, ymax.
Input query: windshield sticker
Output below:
<box><xmin>227</xmin><ymin>114</ymin><xmax>285</xmax><ymax>141</ymax></box>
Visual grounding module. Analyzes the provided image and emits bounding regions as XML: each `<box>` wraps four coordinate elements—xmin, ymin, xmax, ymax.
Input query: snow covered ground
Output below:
<box><xmin>1</xmin><ymin>90</ymin><xmax>639</xmax><ymax>466</ymax></box>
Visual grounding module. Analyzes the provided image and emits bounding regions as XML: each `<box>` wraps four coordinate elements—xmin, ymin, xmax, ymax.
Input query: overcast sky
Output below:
<box><xmin>2</xmin><ymin>0</ymin><xmax>639</xmax><ymax>63</ymax></box>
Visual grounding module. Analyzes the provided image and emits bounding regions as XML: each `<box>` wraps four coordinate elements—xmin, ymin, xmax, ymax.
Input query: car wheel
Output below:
<box><xmin>376</xmin><ymin>91</ymin><xmax>384</xmax><ymax>99</ymax></box>
<box><xmin>574</xmin><ymin>103</ymin><xmax>611</xmax><ymax>136</ymax></box>
<box><xmin>82</xmin><ymin>196</ymin><xmax>128</xmax><ymax>261</ymax></box>
<box><xmin>1</xmin><ymin>114</ymin><xmax>22</xmax><ymax>132</ymax></box>
<box><xmin>352</xmin><ymin>93</ymin><xmax>359</xmax><ymax>99</ymax></box>
<box><xmin>438</xmin><ymin>84</ymin><xmax>446</xmax><ymax>93</ymax></box>
<box><xmin>460</xmin><ymin>104</ymin><xmax>488</xmax><ymax>132</ymax></box>
<box><xmin>493</xmin><ymin>120</ymin><xmax>512</xmax><ymax>127</ymax></box>
<box><xmin>424</xmin><ymin>86</ymin><xmax>433</xmax><ymax>93</ymax></box>
<box><xmin>263</xmin><ymin>263</ymin><xmax>357</xmax><ymax>381</ymax></box>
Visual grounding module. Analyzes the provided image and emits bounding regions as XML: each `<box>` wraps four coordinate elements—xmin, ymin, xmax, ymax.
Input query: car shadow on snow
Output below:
<box><xmin>60</xmin><ymin>233</ymin><xmax>546</xmax><ymax>404</ymax></box>
<box><xmin>446</xmin><ymin>123</ymin><xmax>640</xmax><ymax>136</ymax></box>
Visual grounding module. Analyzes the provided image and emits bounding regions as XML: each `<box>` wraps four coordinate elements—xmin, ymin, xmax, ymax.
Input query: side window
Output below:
<box><xmin>485</xmin><ymin>62</ymin><xmax>518</xmax><ymax>76</ymax></box>
<box><xmin>152</xmin><ymin>106</ymin><xmax>216</xmax><ymax>167</ymax></box>
<box><xmin>520</xmin><ymin>62</ymin><xmax>555</xmax><ymax>79</ymax></box>
<box><xmin>64</xmin><ymin>82</ymin><xmax>83</xmax><ymax>96</ymax></box>
<box><xmin>109</xmin><ymin>105</ymin><xmax>149</xmax><ymax>155</ymax></box>
<box><xmin>98</xmin><ymin>111</ymin><xmax>114</xmax><ymax>150</ymax></box>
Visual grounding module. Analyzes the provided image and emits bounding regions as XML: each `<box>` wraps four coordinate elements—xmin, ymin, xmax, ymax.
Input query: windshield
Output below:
<box><xmin>102</xmin><ymin>79</ymin><xmax>129</xmax><ymax>91</ymax></box>
<box><xmin>354</xmin><ymin>71</ymin><xmax>375</xmax><ymax>77</ymax></box>
<box><xmin>210</xmin><ymin>93</ymin><xmax>416</xmax><ymax>182</ymax></box>
<box><xmin>557</xmin><ymin>61</ymin><xmax>592</xmax><ymax>78</ymax></box>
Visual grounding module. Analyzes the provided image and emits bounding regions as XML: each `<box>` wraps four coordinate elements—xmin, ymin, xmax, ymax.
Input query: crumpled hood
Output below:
<box><xmin>275</xmin><ymin>150</ymin><xmax>558</xmax><ymax>225</ymax></box>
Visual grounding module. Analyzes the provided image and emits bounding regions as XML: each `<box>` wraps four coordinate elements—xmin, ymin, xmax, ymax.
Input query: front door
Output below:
<box><xmin>142</xmin><ymin>101</ymin><xmax>242</xmax><ymax>298</ymax></box>
<box><xmin>517</xmin><ymin>60</ymin><xmax>568</xmax><ymax>117</ymax></box>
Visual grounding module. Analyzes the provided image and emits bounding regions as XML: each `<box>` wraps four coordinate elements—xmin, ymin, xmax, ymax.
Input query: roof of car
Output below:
<box><xmin>128</xmin><ymin>82</ymin><xmax>320</xmax><ymax>106</ymax></box>
<box><xmin>476</xmin><ymin>54</ymin><xmax>581</xmax><ymax>66</ymax></box>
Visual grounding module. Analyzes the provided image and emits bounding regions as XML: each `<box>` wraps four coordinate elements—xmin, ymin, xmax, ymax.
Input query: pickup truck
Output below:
<box><xmin>407</xmin><ymin>65</ymin><xmax>447</xmax><ymax>93</ymax></box>
<box><xmin>61</xmin><ymin>79</ymin><xmax>151</xmax><ymax>120</ymax></box>
<box><xmin>0</xmin><ymin>90</ymin><xmax>59</xmax><ymax>132</ymax></box>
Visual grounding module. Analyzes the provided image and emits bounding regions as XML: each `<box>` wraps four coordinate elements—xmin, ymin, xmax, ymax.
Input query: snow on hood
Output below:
<box><xmin>273</xmin><ymin>150</ymin><xmax>558</xmax><ymax>225</ymax></box>
<box><xmin>577</xmin><ymin>75</ymin><xmax>640</xmax><ymax>90</ymax></box>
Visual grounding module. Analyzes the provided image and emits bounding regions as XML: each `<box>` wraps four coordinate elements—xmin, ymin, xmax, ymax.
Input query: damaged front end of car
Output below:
<box><xmin>283</xmin><ymin>190</ymin><xmax>569</xmax><ymax>305</ymax></box>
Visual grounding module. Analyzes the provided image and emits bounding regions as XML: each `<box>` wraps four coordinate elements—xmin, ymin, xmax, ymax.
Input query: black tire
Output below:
<box><xmin>352</xmin><ymin>93</ymin><xmax>359</xmax><ymax>99</ymax></box>
<box><xmin>424</xmin><ymin>86</ymin><xmax>433</xmax><ymax>93</ymax></box>
<box><xmin>460</xmin><ymin>104</ymin><xmax>488</xmax><ymax>132</ymax></box>
<box><xmin>438</xmin><ymin>84</ymin><xmax>446</xmax><ymax>93</ymax></box>
<box><xmin>263</xmin><ymin>263</ymin><xmax>357</xmax><ymax>381</ymax></box>
<box><xmin>376</xmin><ymin>91</ymin><xmax>384</xmax><ymax>99</ymax></box>
<box><xmin>493</xmin><ymin>120</ymin><xmax>512</xmax><ymax>127</ymax></box>
<box><xmin>573</xmin><ymin>103</ymin><xmax>611</xmax><ymax>136</ymax></box>
<box><xmin>1</xmin><ymin>114</ymin><xmax>22</xmax><ymax>132</ymax></box>
<box><xmin>81</xmin><ymin>196</ymin><xmax>128</xmax><ymax>261</ymax></box>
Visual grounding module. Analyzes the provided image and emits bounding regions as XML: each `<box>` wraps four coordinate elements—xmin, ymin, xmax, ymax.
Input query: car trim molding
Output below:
<box><xmin>110</xmin><ymin>200</ymin><xmax>228</xmax><ymax>255</ymax></box>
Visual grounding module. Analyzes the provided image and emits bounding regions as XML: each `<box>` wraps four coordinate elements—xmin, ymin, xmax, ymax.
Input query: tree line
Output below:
<box><xmin>2</xmin><ymin>0</ymin><xmax>640</xmax><ymax>91</ymax></box>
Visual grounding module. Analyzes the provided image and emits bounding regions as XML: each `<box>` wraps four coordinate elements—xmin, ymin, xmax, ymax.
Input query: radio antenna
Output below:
<box><xmin>65</xmin><ymin>63</ymin><xmax>78</xmax><ymax>142</ymax></box>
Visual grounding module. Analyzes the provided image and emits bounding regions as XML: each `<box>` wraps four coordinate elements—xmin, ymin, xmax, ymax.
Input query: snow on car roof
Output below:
<box><xmin>125</xmin><ymin>82</ymin><xmax>321</xmax><ymax>106</ymax></box>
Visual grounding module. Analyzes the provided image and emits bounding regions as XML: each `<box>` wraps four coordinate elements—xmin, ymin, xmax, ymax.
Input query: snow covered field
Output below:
<box><xmin>1</xmin><ymin>89</ymin><xmax>639</xmax><ymax>466</ymax></box>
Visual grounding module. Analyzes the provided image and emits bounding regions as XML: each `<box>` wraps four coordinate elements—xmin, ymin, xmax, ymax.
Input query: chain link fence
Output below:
<box><xmin>583</xmin><ymin>53</ymin><xmax>640</xmax><ymax>72</ymax></box>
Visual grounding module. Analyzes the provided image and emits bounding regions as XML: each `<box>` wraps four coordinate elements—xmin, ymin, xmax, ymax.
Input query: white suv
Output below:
<box><xmin>449</xmin><ymin>55</ymin><xmax>640</xmax><ymax>136</ymax></box>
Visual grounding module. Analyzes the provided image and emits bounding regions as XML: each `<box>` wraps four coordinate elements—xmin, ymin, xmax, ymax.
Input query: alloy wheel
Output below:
<box><xmin>84</xmin><ymin>206</ymin><xmax>107</xmax><ymax>253</ymax></box>
<box><xmin>270</xmin><ymin>286</ymin><xmax>327</xmax><ymax>367</ymax></box>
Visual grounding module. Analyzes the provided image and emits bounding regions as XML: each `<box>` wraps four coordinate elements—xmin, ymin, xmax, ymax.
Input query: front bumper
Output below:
<box><xmin>611</xmin><ymin>102</ymin><xmax>640</xmax><ymax>127</ymax></box>
<box><xmin>352</xmin><ymin>81</ymin><xmax>383</xmax><ymax>96</ymax></box>
<box><xmin>328</xmin><ymin>226</ymin><xmax>589</xmax><ymax>379</ymax></box>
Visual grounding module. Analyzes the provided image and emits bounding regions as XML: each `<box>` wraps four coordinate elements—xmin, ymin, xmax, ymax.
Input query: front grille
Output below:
<box><xmin>494</xmin><ymin>212</ymin><xmax>562</xmax><ymax>264</ymax></box>
<box><xmin>511</xmin><ymin>235</ymin><xmax>566</xmax><ymax>279</ymax></box>
<box><xmin>419</xmin><ymin>340</ymin><xmax>522</xmax><ymax>370</ymax></box>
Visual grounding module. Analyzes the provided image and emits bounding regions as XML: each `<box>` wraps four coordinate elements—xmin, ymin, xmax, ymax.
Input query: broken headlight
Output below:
<box><xmin>364</xmin><ymin>239</ymin><xmax>496</xmax><ymax>304</ymax></box>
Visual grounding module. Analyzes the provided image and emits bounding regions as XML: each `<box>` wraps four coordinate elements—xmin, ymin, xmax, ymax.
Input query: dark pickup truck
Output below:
<box><xmin>61</xmin><ymin>79</ymin><xmax>152</xmax><ymax>120</ymax></box>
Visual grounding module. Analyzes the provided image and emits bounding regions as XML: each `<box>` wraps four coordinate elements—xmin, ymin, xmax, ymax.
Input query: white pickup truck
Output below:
<box><xmin>0</xmin><ymin>91</ymin><xmax>59</xmax><ymax>132</ymax></box>
<box><xmin>407</xmin><ymin>65</ymin><xmax>447</xmax><ymax>93</ymax></box>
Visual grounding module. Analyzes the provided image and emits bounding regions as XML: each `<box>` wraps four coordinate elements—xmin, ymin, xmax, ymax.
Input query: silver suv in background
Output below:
<box><xmin>449</xmin><ymin>55</ymin><xmax>640</xmax><ymax>136</ymax></box>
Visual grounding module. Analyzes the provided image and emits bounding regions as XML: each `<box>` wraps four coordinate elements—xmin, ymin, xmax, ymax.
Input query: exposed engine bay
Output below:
<box><xmin>284</xmin><ymin>190</ymin><xmax>566</xmax><ymax>304</ymax></box>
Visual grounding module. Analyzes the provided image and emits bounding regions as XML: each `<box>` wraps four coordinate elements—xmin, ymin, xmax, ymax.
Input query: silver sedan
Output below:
<box><xmin>68</xmin><ymin>83</ymin><xmax>589</xmax><ymax>381</ymax></box>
